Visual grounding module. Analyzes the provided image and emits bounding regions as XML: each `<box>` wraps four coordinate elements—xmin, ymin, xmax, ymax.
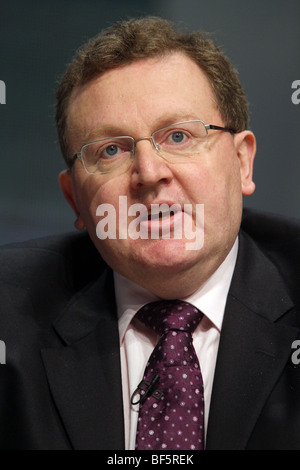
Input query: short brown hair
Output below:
<box><xmin>56</xmin><ymin>16</ymin><xmax>249</xmax><ymax>166</ymax></box>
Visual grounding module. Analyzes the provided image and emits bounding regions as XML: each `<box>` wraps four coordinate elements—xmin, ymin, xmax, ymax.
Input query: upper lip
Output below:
<box><xmin>141</xmin><ymin>201</ymin><xmax>183</xmax><ymax>222</ymax></box>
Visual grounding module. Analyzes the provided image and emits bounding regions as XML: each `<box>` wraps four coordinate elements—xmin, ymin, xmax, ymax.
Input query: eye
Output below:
<box><xmin>94</xmin><ymin>140</ymin><xmax>132</xmax><ymax>160</ymax></box>
<box><xmin>101</xmin><ymin>144</ymin><xmax>122</xmax><ymax>159</ymax></box>
<box><xmin>169</xmin><ymin>131</ymin><xmax>186</xmax><ymax>144</ymax></box>
<box><xmin>165</xmin><ymin>130</ymin><xmax>189</xmax><ymax>146</ymax></box>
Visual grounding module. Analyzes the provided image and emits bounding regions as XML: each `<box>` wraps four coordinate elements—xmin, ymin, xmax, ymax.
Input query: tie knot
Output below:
<box><xmin>136</xmin><ymin>299</ymin><xmax>203</xmax><ymax>336</ymax></box>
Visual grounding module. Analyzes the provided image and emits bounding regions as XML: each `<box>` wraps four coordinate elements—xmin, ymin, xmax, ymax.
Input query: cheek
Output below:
<box><xmin>210</xmin><ymin>158</ymin><xmax>243</xmax><ymax>237</ymax></box>
<box><xmin>75</xmin><ymin>175</ymin><xmax>134</xmax><ymax>257</ymax></box>
<box><xmin>73</xmin><ymin>170</ymin><xmax>121</xmax><ymax>218</ymax></box>
<box><xmin>181</xmin><ymin>150</ymin><xmax>242</xmax><ymax>220</ymax></box>
<box><xmin>75</xmin><ymin>178</ymin><xmax>99</xmax><ymax>222</ymax></box>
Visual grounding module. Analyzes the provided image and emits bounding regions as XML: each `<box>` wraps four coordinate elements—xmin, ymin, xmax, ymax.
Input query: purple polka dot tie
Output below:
<box><xmin>134</xmin><ymin>299</ymin><xmax>204</xmax><ymax>450</ymax></box>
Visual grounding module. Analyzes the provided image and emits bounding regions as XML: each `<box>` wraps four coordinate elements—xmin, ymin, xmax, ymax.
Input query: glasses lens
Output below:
<box><xmin>82</xmin><ymin>137</ymin><xmax>134</xmax><ymax>174</ymax></box>
<box><xmin>152</xmin><ymin>121</ymin><xmax>208</xmax><ymax>161</ymax></box>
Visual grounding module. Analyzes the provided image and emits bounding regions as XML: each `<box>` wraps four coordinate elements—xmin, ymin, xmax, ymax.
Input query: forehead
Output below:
<box><xmin>67</xmin><ymin>53</ymin><xmax>218</xmax><ymax>146</ymax></box>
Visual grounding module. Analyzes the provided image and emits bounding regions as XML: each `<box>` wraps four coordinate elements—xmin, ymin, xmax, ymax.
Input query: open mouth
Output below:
<box><xmin>147</xmin><ymin>205</ymin><xmax>181</xmax><ymax>222</ymax></box>
<box><xmin>125</xmin><ymin>199</ymin><xmax>201</xmax><ymax>244</ymax></box>
<box><xmin>136</xmin><ymin>203</ymin><xmax>184</xmax><ymax>239</ymax></box>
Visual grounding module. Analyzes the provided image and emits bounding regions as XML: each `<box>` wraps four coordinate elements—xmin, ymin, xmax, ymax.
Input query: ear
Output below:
<box><xmin>58</xmin><ymin>170</ymin><xmax>85</xmax><ymax>230</ymax></box>
<box><xmin>234</xmin><ymin>130</ymin><xmax>256</xmax><ymax>196</ymax></box>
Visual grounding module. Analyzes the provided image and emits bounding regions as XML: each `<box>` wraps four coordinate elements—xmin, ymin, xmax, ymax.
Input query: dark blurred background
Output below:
<box><xmin>0</xmin><ymin>0</ymin><xmax>299</xmax><ymax>245</ymax></box>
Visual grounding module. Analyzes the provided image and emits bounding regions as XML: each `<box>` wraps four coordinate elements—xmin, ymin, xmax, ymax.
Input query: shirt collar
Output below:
<box><xmin>114</xmin><ymin>237</ymin><xmax>238</xmax><ymax>342</ymax></box>
<box><xmin>185</xmin><ymin>237</ymin><xmax>238</xmax><ymax>331</ymax></box>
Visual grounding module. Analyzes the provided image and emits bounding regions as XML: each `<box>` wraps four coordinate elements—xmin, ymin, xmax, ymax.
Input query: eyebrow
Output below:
<box><xmin>83</xmin><ymin>125</ymin><xmax>128</xmax><ymax>144</ymax></box>
<box><xmin>82</xmin><ymin>111</ymin><xmax>202</xmax><ymax>145</ymax></box>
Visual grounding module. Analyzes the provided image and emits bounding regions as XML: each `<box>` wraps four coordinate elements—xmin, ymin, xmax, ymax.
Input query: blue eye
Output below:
<box><xmin>99</xmin><ymin>141</ymin><xmax>133</xmax><ymax>160</ymax></box>
<box><xmin>170</xmin><ymin>131</ymin><xmax>185</xmax><ymax>143</ymax></box>
<box><xmin>102</xmin><ymin>144</ymin><xmax>120</xmax><ymax>158</ymax></box>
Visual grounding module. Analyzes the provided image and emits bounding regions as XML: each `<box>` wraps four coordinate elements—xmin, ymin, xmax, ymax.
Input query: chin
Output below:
<box><xmin>133</xmin><ymin>238</ymin><xmax>203</xmax><ymax>273</ymax></box>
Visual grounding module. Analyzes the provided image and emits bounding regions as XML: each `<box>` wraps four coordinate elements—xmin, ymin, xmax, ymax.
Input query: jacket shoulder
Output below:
<box><xmin>0</xmin><ymin>230</ymin><xmax>105</xmax><ymax>295</ymax></box>
<box><xmin>242</xmin><ymin>207</ymin><xmax>300</xmax><ymax>246</ymax></box>
<box><xmin>241</xmin><ymin>208</ymin><xmax>300</xmax><ymax>306</ymax></box>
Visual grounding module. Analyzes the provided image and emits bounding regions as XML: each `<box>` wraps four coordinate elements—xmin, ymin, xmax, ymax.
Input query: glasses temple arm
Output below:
<box><xmin>69</xmin><ymin>153</ymin><xmax>80</xmax><ymax>168</ymax></box>
<box><xmin>206</xmin><ymin>124</ymin><xmax>236</xmax><ymax>134</ymax></box>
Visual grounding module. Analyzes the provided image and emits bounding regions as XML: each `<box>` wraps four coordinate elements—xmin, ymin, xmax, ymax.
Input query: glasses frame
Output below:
<box><xmin>71</xmin><ymin>120</ymin><xmax>235</xmax><ymax>174</ymax></box>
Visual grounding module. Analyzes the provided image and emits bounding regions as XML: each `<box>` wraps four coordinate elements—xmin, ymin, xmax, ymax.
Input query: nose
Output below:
<box><xmin>130</xmin><ymin>138</ymin><xmax>173</xmax><ymax>189</ymax></box>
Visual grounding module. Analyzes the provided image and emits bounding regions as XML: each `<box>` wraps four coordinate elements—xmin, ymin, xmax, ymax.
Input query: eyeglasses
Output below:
<box><xmin>71</xmin><ymin>120</ymin><xmax>235</xmax><ymax>174</ymax></box>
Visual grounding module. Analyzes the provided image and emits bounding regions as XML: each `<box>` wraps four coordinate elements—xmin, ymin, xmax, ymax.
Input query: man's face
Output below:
<box><xmin>60</xmin><ymin>53</ymin><xmax>256</xmax><ymax>298</ymax></box>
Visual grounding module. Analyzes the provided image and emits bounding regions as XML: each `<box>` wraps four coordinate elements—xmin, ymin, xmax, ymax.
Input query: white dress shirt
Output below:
<box><xmin>114</xmin><ymin>238</ymin><xmax>238</xmax><ymax>450</ymax></box>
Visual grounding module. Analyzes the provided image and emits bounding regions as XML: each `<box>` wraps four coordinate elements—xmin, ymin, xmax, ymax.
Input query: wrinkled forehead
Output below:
<box><xmin>66</xmin><ymin>53</ymin><xmax>219</xmax><ymax>149</ymax></box>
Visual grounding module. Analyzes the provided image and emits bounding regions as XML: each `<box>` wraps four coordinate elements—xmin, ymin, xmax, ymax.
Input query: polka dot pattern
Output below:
<box><xmin>135</xmin><ymin>300</ymin><xmax>204</xmax><ymax>450</ymax></box>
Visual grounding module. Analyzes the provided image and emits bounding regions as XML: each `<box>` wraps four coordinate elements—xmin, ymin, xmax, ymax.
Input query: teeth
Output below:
<box><xmin>150</xmin><ymin>206</ymin><xmax>162</xmax><ymax>216</ymax></box>
<box><xmin>148</xmin><ymin>206</ymin><xmax>178</xmax><ymax>221</ymax></box>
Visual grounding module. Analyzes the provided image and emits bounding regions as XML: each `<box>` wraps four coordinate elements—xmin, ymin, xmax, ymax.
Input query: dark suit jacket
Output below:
<box><xmin>0</xmin><ymin>208</ymin><xmax>299</xmax><ymax>450</ymax></box>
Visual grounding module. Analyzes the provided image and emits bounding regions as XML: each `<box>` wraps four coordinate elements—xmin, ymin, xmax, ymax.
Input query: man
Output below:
<box><xmin>0</xmin><ymin>16</ymin><xmax>299</xmax><ymax>450</ymax></box>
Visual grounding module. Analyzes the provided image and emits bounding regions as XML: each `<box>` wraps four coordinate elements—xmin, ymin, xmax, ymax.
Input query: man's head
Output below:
<box><xmin>57</xmin><ymin>16</ymin><xmax>256</xmax><ymax>298</ymax></box>
<box><xmin>56</xmin><ymin>16</ymin><xmax>249</xmax><ymax>166</ymax></box>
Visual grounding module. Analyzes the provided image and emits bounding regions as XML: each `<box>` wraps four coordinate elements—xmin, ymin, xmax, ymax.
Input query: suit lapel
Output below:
<box><xmin>41</xmin><ymin>269</ymin><xmax>125</xmax><ymax>450</ymax></box>
<box><xmin>206</xmin><ymin>231</ymin><xmax>299</xmax><ymax>449</ymax></box>
<box><xmin>40</xmin><ymin>228</ymin><xmax>298</xmax><ymax>450</ymax></box>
